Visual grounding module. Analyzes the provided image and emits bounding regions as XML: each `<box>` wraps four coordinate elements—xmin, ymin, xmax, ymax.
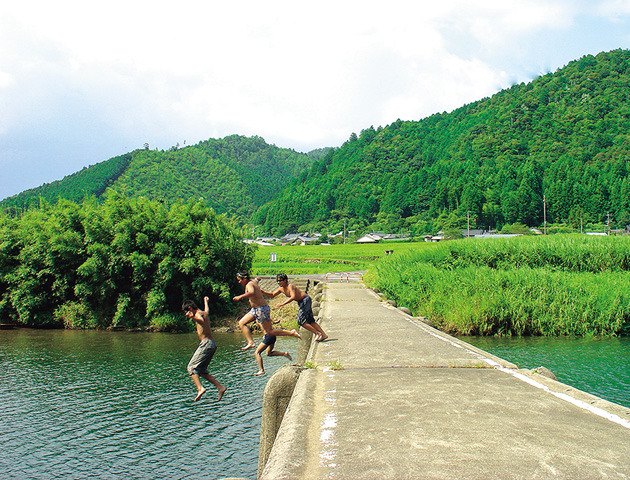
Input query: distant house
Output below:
<box><xmin>463</xmin><ymin>229</ymin><xmax>485</xmax><ymax>238</ymax></box>
<box><xmin>244</xmin><ymin>238</ymin><xmax>277</xmax><ymax>246</ymax></box>
<box><xmin>425</xmin><ymin>230</ymin><xmax>522</xmax><ymax>242</ymax></box>
<box><xmin>280</xmin><ymin>233</ymin><xmax>320</xmax><ymax>245</ymax></box>
<box><xmin>356</xmin><ymin>234</ymin><xmax>381</xmax><ymax>243</ymax></box>
<box><xmin>424</xmin><ymin>234</ymin><xmax>445</xmax><ymax>242</ymax></box>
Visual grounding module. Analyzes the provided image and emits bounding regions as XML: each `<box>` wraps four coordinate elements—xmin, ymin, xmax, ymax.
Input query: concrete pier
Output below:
<box><xmin>259</xmin><ymin>282</ymin><xmax>630</xmax><ymax>479</ymax></box>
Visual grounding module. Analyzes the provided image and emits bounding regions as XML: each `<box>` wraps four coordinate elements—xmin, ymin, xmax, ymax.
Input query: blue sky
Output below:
<box><xmin>1</xmin><ymin>0</ymin><xmax>630</xmax><ymax>200</ymax></box>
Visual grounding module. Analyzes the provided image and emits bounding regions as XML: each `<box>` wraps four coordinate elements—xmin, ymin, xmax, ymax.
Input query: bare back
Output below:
<box><xmin>246</xmin><ymin>279</ymin><xmax>267</xmax><ymax>307</ymax></box>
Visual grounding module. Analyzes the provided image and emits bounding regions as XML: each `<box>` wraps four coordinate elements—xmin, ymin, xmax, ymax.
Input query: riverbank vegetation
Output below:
<box><xmin>0</xmin><ymin>194</ymin><xmax>253</xmax><ymax>330</ymax></box>
<box><xmin>372</xmin><ymin>235</ymin><xmax>630</xmax><ymax>336</ymax></box>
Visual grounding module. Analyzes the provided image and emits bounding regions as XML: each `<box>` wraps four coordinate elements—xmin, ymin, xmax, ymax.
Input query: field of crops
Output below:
<box><xmin>250</xmin><ymin>235</ymin><xmax>630</xmax><ymax>336</ymax></box>
<box><xmin>251</xmin><ymin>241</ymin><xmax>426</xmax><ymax>275</ymax></box>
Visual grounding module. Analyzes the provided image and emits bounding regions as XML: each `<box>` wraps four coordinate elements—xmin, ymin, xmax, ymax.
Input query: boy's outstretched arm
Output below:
<box><xmin>261</xmin><ymin>287</ymin><xmax>282</xmax><ymax>298</ymax></box>
<box><xmin>275</xmin><ymin>285</ymin><xmax>299</xmax><ymax>308</ymax></box>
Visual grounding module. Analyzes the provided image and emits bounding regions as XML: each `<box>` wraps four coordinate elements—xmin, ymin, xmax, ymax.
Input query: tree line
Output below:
<box><xmin>0</xmin><ymin>193</ymin><xmax>254</xmax><ymax>329</ymax></box>
<box><xmin>254</xmin><ymin>49</ymin><xmax>630</xmax><ymax>236</ymax></box>
<box><xmin>1</xmin><ymin>135</ymin><xmax>316</xmax><ymax>224</ymax></box>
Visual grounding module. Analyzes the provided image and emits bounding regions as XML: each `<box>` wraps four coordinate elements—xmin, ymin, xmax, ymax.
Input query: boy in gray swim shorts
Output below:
<box><xmin>183</xmin><ymin>297</ymin><xmax>226</xmax><ymax>402</ymax></box>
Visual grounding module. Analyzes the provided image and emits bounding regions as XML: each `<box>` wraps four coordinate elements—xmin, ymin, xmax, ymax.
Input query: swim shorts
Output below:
<box><xmin>249</xmin><ymin>304</ymin><xmax>271</xmax><ymax>324</ymax></box>
<box><xmin>296</xmin><ymin>295</ymin><xmax>315</xmax><ymax>326</ymax></box>
<box><xmin>261</xmin><ymin>334</ymin><xmax>276</xmax><ymax>347</ymax></box>
<box><xmin>187</xmin><ymin>338</ymin><xmax>217</xmax><ymax>375</ymax></box>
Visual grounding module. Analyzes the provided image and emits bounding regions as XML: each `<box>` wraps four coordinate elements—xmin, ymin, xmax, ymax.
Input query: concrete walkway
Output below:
<box><xmin>260</xmin><ymin>283</ymin><xmax>630</xmax><ymax>480</ymax></box>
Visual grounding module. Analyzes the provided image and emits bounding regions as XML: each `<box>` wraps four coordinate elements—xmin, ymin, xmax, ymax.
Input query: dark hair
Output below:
<box><xmin>276</xmin><ymin>273</ymin><xmax>288</xmax><ymax>282</ymax></box>
<box><xmin>182</xmin><ymin>300</ymin><xmax>198</xmax><ymax>312</ymax></box>
<box><xmin>236</xmin><ymin>270</ymin><xmax>250</xmax><ymax>280</ymax></box>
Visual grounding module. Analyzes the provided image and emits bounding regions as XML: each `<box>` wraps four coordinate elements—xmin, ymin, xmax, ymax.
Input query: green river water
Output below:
<box><xmin>1</xmin><ymin>329</ymin><xmax>628</xmax><ymax>479</ymax></box>
<box><xmin>0</xmin><ymin>329</ymin><xmax>298</xmax><ymax>480</ymax></box>
<box><xmin>460</xmin><ymin>335</ymin><xmax>630</xmax><ymax>409</ymax></box>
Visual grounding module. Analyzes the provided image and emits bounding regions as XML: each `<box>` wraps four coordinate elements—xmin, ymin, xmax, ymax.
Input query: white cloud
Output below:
<box><xmin>1</xmin><ymin>1</ymin><xmax>630</xmax><ymax>198</ymax></box>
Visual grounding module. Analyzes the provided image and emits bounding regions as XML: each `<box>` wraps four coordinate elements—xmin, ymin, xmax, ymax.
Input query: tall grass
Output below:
<box><xmin>373</xmin><ymin>235</ymin><xmax>630</xmax><ymax>336</ymax></box>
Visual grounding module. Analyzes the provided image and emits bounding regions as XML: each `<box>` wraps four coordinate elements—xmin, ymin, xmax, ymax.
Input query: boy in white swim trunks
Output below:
<box><xmin>233</xmin><ymin>271</ymin><xmax>301</xmax><ymax>349</ymax></box>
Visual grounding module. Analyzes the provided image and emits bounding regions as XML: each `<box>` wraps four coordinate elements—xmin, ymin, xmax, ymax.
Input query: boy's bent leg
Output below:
<box><xmin>268</xmin><ymin>350</ymin><xmax>292</xmax><ymax>361</ymax></box>
<box><xmin>263</xmin><ymin>323</ymin><xmax>301</xmax><ymax>339</ymax></box>
<box><xmin>200</xmin><ymin>373</ymin><xmax>227</xmax><ymax>400</ymax></box>
<box><xmin>239</xmin><ymin>313</ymin><xmax>256</xmax><ymax>350</ymax></box>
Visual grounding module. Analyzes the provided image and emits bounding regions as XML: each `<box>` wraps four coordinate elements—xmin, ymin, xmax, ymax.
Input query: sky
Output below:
<box><xmin>1</xmin><ymin>1</ymin><xmax>630</xmax><ymax>201</ymax></box>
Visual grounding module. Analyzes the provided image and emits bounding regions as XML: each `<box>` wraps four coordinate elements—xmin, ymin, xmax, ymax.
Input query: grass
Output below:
<box><xmin>373</xmin><ymin>234</ymin><xmax>630</xmax><ymax>337</ymax></box>
<box><xmin>248</xmin><ymin>235</ymin><xmax>630</xmax><ymax>337</ymax></box>
<box><xmin>251</xmin><ymin>241</ymin><xmax>428</xmax><ymax>275</ymax></box>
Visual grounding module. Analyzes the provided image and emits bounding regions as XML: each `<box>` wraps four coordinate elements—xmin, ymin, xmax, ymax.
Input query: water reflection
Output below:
<box><xmin>0</xmin><ymin>329</ymin><xmax>298</xmax><ymax>480</ymax></box>
<box><xmin>461</xmin><ymin>335</ymin><xmax>630</xmax><ymax>408</ymax></box>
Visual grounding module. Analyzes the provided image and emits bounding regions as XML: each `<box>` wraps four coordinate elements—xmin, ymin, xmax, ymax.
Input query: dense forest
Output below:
<box><xmin>3</xmin><ymin>50</ymin><xmax>630</xmax><ymax>238</ymax></box>
<box><xmin>1</xmin><ymin>135</ymin><xmax>317</xmax><ymax>223</ymax></box>
<box><xmin>254</xmin><ymin>49</ymin><xmax>630</xmax><ymax>236</ymax></box>
<box><xmin>0</xmin><ymin>194</ymin><xmax>254</xmax><ymax>329</ymax></box>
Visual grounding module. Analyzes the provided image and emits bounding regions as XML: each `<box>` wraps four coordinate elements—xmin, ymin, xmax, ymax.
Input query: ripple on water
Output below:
<box><xmin>1</xmin><ymin>330</ymin><xmax>297</xmax><ymax>480</ymax></box>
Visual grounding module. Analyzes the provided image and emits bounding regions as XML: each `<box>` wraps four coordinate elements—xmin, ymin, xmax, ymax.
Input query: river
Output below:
<box><xmin>3</xmin><ymin>329</ymin><xmax>629</xmax><ymax>479</ymax></box>
<box><xmin>460</xmin><ymin>335</ymin><xmax>630</xmax><ymax>409</ymax></box>
<box><xmin>0</xmin><ymin>329</ymin><xmax>298</xmax><ymax>480</ymax></box>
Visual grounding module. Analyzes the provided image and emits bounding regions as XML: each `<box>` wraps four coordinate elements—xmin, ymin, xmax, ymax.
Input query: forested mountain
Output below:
<box><xmin>254</xmin><ymin>49</ymin><xmax>630</xmax><ymax>236</ymax></box>
<box><xmin>4</xmin><ymin>50</ymin><xmax>630</xmax><ymax>237</ymax></box>
<box><xmin>1</xmin><ymin>135</ymin><xmax>315</xmax><ymax>221</ymax></box>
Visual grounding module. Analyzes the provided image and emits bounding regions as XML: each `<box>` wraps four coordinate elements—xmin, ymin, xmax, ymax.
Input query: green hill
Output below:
<box><xmin>1</xmin><ymin>135</ymin><xmax>315</xmax><ymax>221</ymax></box>
<box><xmin>254</xmin><ymin>49</ymin><xmax>630</xmax><ymax>236</ymax></box>
<box><xmin>5</xmin><ymin>49</ymin><xmax>630</xmax><ymax>237</ymax></box>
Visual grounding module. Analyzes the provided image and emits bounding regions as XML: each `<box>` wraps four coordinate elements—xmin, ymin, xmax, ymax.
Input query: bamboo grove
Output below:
<box><xmin>0</xmin><ymin>194</ymin><xmax>254</xmax><ymax>329</ymax></box>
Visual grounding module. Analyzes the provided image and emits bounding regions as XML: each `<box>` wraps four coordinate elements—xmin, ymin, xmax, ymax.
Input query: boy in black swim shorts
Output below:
<box><xmin>262</xmin><ymin>273</ymin><xmax>328</xmax><ymax>342</ymax></box>
<box><xmin>253</xmin><ymin>334</ymin><xmax>292</xmax><ymax>376</ymax></box>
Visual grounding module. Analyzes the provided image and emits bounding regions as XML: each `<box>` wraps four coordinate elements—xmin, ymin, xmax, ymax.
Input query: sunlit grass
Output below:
<box><xmin>373</xmin><ymin>234</ymin><xmax>630</xmax><ymax>337</ymax></box>
<box><xmin>251</xmin><ymin>241</ymin><xmax>430</xmax><ymax>275</ymax></box>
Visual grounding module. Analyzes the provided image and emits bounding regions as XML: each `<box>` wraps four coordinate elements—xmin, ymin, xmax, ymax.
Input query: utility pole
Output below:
<box><xmin>467</xmin><ymin>210</ymin><xmax>470</xmax><ymax>238</ymax></box>
<box><xmin>543</xmin><ymin>195</ymin><xmax>547</xmax><ymax>235</ymax></box>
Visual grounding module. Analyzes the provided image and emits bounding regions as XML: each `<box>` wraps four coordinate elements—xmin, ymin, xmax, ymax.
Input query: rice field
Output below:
<box><xmin>250</xmin><ymin>241</ymin><xmax>424</xmax><ymax>275</ymax></box>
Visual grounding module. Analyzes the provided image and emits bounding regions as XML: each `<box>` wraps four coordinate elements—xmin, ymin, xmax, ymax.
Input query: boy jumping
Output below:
<box><xmin>263</xmin><ymin>273</ymin><xmax>328</xmax><ymax>341</ymax></box>
<box><xmin>182</xmin><ymin>296</ymin><xmax>227</xmax><ymax>402</ymax></box>
<box><xmin>253</xmin><ymin>334</ymin><xmax>292</xmax><ymax>376</ymax></box>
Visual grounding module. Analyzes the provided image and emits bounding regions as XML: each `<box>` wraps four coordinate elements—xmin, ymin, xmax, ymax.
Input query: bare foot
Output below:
<box><xmin>292</xmin><ymin>329</ymin><xmax>302</xmax><ymax>340</ymax></box>
<box><xmin>254</xmin><ymin>371</ymin><xmax>265</xmax><ymax>376</ymax></box>
<box><xmin>241</xmin><ymin>343</ymin><xmax>256</xmax><ymax>351</ymax></box>
<box><xmin>316</xmin><ymin>334</ymin><xmax>329</xmax><ymax>342</ymax></box>
<box><xmin>194</xmin><ymin>388</ymin><xmax>206</xmax><ymax>402</ymax></box>
<box><xmin>284</xmin><ymin>352</ymin><xmax>293</xmax><ymax>361</ymax></box>
<box><xmin>217</xmin><ymin>386</ymin><xmax>227</xmax><ymax>401</ymax></box>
